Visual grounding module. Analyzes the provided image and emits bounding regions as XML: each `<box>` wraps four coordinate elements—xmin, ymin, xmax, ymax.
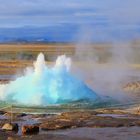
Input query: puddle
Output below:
<box><xmin>96</xmin><ymin>114</ymin><xmax>128</xmax><ymax>118</ymax></box>
<box><xmin>96</xmin><ymin>113</ymin><xmax>140</xmax><ymax>120</ymax></box>
<box><xmin>0</xmin><ymin>114</ymin><xmax>9</xmax><ymax>120</ymax></box>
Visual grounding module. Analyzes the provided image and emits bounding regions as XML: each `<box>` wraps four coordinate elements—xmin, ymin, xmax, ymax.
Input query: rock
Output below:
<box><xmin>0</xmin><ymin>111</ymin><xmax>5</xmax><ymax>115</ymax></box>
<box><xmin>4</xmin><ymin>112</ymin><xmax>27</xmax><ymax>118</ymax></box>
<box><xmin>40</xmin><ymin>119</ymin><xmax>77</xmax><ymax>130</ymax></box>
<box><xmin>22</xmin><ymin>125</ymin><xmax>39</xmax><ymax>134</ymax></box>
<box><xmin>40</xmin><ymin>111</ymin><xmax>97</xmax><ymax>130</ymax></box>
<box><xmin>40</xmin><ymin>111</ymin><xmax>140</xmax><ymax>130</ymax></box>
<box><xmin>16</xmin><ymin>113</ymin><xmax>27</xmax><ymax>118</ymax></box>
<box><xmin>3</xmin><ymin>112</ymin><xmax>12</xmax><ymax>117</ymax></box>
<box><xmin>2</xmin><ymin>123</ymin><xmax>18</xmax><ymax>131</ymax></box>
<box><xmin>61</xmin><ymin>111</ymin><xmax>97</xmax><ymax>119</ymax></box>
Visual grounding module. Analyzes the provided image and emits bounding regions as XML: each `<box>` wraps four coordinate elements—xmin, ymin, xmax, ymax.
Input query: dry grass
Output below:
<box><xmin>0</xmin><ymin>43</ymin><xmax>139</xmax><ymax>75</ymax></box>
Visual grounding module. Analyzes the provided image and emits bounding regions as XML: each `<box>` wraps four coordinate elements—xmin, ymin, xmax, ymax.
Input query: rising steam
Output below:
<box><xmin>0</xmin><ymin>53</ymin><xmax>99</xmax><ymax>106</ymax></box>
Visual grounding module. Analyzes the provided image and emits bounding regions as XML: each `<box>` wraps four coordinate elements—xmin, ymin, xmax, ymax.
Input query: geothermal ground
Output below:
<box><xmin>0</xmin><ymin>43</ymin><xmax>140</xmax><ymax>139</ymax></box>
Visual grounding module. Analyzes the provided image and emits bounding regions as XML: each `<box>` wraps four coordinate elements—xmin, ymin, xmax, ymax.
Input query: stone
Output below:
<box><xmin>16</xmin><ymin>113</ymin><xmax>27</xmax><ymax>118</ymax></box>
<box><xmin>40</xmin><ymin>111</ymin><xmax>140</xmax><ymax>130</ymax></box>
<box><xmin>0</xmin><ymin>111</ymin><xmax>5</xmax><ymax>115</ymax></box>
<box><xmin>4</xmin><ymin>112</ymin><xmax>27</xmax><ymax>118</ymax></box>
<box><xmin>22</xmin><ymin>125</ymin><xmax>39</xmax><ymax>134</ymax></box>
<box><xmin>2</xmin><ymin>123</ymin><xmax>18</xmax><ymax>131</ymax></box>
<box><xmin>40</xmin><ymin>119</ymin><xmax>76</xmax><ymax>130</ymax></box>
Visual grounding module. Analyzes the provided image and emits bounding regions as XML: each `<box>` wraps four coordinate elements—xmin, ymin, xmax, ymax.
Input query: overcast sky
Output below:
<box><xmin>0</xmin><ymin>0</ymin><xmax>140</xmax><ymax>27</ymax></box>
<box><xmin>0</xmin><ymin>0</ymin><xmax>140</xmax><ymax>42</ymax></box>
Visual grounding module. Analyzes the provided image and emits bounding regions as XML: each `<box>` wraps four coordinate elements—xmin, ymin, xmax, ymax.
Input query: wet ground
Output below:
<box><xmin>0</xmin><ymin>108</ymin><xmax>140</xmax><ymax>139</ymax></box>
<box><xmin>2</xmin><ymin>127</ymin><xmax>140</xmax><ymax>140</ymax></box>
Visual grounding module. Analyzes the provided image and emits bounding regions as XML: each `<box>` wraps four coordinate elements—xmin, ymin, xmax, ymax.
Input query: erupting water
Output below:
<box><xmin>0</xmin><ymin>53</ymin><xmax>99</xmax><ymax>106</ymax></box>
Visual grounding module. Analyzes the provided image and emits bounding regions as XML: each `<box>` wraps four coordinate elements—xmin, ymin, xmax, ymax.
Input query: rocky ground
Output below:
<box><xmin>1</xmin><ymin>108</ymin><xmax>140</xmax><ymax>140</ymax></box>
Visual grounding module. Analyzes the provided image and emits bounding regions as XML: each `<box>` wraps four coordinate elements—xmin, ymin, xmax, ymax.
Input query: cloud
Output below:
<box><xmin>0</xmin><ymin>0</ymin><xmax>140</xmax><ymax>41</ymax></box>
<box><xmin>0</xmin><ymin>0</ymin><xmax>140</xmax><ymax>22</ymax></box>
<box><xmin>0</xmin><ymin>0</ymin><xmax>98</xmax><ymax>27</ymax></box>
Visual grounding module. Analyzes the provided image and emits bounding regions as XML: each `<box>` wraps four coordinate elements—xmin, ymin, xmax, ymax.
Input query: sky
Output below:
<box><xmin>0</xmin><ymin>0</ymin><xmax>140</xmax><ymax>42</ymax></box>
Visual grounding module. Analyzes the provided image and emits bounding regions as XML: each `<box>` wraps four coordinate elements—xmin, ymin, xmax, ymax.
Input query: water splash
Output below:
<box><xmin>0</xmin><ymin>53</ymin><xmax>99</xmax><ymax>106</ymax></box>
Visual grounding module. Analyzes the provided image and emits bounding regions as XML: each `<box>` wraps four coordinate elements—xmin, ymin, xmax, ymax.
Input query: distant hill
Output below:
<box><xmin>0</xmin><ymin>25</ymin><xmax>140</xmax><ymax>43</ymax></box>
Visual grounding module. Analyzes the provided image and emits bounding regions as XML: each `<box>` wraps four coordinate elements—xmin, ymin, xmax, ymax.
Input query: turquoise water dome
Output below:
<box><xmin>0</xmin><ymin>53</ymin><xmax>99</xmax><ymax>106</ymax></box>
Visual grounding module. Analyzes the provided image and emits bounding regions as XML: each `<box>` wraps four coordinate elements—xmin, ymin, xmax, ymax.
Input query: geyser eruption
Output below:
<box><xmin>0</xmin><ymin>53</ymin><xmax>99</xmax><ymax>106</ymax></box>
